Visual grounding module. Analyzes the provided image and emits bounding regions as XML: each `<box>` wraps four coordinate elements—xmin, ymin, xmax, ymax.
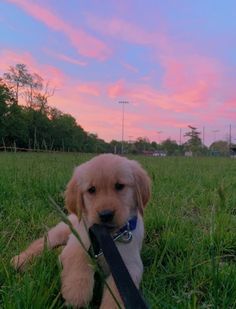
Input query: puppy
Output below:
<box><xmin>12</xmin><ymin>154</ymin><xmax>151</xmax><ymax>308</ymax></box>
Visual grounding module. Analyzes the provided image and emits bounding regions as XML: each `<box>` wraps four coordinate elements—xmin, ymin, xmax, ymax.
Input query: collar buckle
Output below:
<box><xmin>93</xmin><ymin>216</ymin><xmax>137</xmax><ymax>258</ymax></box>
<box><xmin>113</xmin><ymin>229</ymin><xmax>133</xmax><ymax>243</ymax></box>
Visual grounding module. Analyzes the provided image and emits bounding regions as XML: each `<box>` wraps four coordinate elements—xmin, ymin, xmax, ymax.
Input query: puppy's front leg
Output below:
<box><xmin>100</xmin><ymin>275</ymin><xmax>124</xmax><ymax>309</ymax></box>
<box><xmin>60</xmin><ymin>221</ymin><xmax>94</xmax><ymax>307</ymax></box>
<box><xmin>11</xmin><ymin>214</ymin><xmax>79</xmax><ymax>271</ymax></box>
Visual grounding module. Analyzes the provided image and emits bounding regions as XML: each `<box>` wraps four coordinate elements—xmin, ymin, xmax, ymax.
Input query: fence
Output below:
<box><xmin>0</xmin><ymin>146</ymin><xmax>68</xmax><ymax>153</ymax></box>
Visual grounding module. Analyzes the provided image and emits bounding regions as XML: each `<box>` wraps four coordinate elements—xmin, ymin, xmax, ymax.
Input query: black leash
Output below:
<box><xmin>89</xmin><ymin>224</ymin><xmax>149</xmax><ymax>309</ymax></box>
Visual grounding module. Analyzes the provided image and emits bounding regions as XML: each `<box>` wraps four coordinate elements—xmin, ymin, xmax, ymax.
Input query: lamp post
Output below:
<box><xmin>179</xmin><ymin>128</ymin><xmax>182</xmax><ymax>145</ymax></box>
<box><xmin>229</xmin><ymin>124</ymin><xmax>232</xmax><ymax>153</ymax></box>
<box><xmin>118</xmin><ymin>101</ymin><xmax>129</xmax><ymax>154</ymax></box>
<box><xmin>157</xmin><ymin>131</ymin><xmax>163</xmax><ymax>143</ymax></box>
<box><xmin>212</xmin><ymin>130</ymin><xmax>219</xmax><ymax>143</ymax></box>
<box><xmin>128</xmin><ymin>135</ymin><xmax>133</xmax><ymax>143</ymax></box>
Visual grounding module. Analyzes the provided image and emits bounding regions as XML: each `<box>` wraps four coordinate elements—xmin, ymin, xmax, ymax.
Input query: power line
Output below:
<box><xmin>202</xmin><ymin>126</ymin><xmax>205</xmax><ymax>146</ymax></box>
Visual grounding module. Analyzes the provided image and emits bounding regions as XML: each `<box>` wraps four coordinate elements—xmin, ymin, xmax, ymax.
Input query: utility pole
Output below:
<box><xmin>202</xmin><ymin>126</ymin><xmax>205</xmax><ymax>147</ymax></box>
<box><xmin>179</xmin><ymin>128</ymin><xmax>182</xmax><ymax>145</ymax></box>
<box><xmin>229</xmin><ymin>124</ymin><xmax>232</xmax><ymax>155</ymax></box>
<box><xmin>118</xmin><ymin>101</ymin><xmax>129</xmax><ymax>154</ymax></box>
<box><xmin>128</xmin><ymin>136</ymin><xmax>133</xmax><ymax>143</ymax></box>
<box><xmin>212</xmin><ymin>130</ymin><xmax>219</xmax><ymax>143</ymax></box>
<box><xmin>157</xmin><ymin>131</ymin><xmax>162</xmax><ymax>143</ymax></box>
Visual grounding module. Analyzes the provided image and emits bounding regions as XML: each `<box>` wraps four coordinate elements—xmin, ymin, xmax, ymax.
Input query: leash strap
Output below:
<box><xmin>89</xmin><ymin>224</ymin><xmax>149</xmax><ymax>309</ymax></box>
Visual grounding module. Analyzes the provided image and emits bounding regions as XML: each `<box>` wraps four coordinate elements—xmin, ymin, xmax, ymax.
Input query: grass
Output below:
<box><xmin>1</xmin><ymin>153</ymin><xmax>236</xmax><ymax>308</ymax></box>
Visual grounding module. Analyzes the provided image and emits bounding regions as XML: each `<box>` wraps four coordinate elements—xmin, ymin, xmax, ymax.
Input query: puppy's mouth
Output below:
<box><xmin>99</xmin><ymin>221</ymin><xmax>128</xmax><ymax>234</ymax></box>
<box><xmin>100</xmin><ymin>222</ymin><xmax>117</xmax><ymax>231</ymax></box>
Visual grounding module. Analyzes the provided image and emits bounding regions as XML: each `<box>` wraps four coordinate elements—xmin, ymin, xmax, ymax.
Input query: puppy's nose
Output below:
<box><xmin>99</xmin><ymin>210</ymin><xmax>115</xmax><ymax>223</ymax></box>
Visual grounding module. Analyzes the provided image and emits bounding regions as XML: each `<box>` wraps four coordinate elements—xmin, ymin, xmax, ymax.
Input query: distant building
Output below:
<box><xmin>142</xmin><ymin>150</ymin><xmax>153</xmax><ymax>156</ymax></box>
<box><xmin>142</xmin><ymin>150</ymin><xmax>167</xmax><ymax>157</ymax></box>
<box><xmin>230</xmin><ymin>146</ymin><xmax>236</xmax><ymax>157</ymax></box>
<box><xmin>185</xmin><ymin>151</ymin><xmax>193</xmax><ymax>157</ymax></box>
<box><xmin>152</xmin><ymin>151</ymin><xmax>167</xmax><ymax>157</ymax></box>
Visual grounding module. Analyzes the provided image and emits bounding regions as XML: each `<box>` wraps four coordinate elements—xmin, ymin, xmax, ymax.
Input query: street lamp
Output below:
<box><xmin>156</xmin><ymin>131</ymin><xmax>163</xmax><ymax>143</ymax></box>
<box><xmin>128</xmin><ymin>135</ymin><xmax>133</xmax><ymax>144</ymax></box>
<box><xmin>118</xmin><ymin>101</ymin><xmax>129</xmax><ymax>154</ymax></box>
<box><xmin>212</xmin><ymin>130</ymin><xmax>219</xmax><ymax>143</ymax></box>
<box><xmin>179</xmin><ymin>128</ymin><xmax>182</xmax><ymax>145</ymax></box>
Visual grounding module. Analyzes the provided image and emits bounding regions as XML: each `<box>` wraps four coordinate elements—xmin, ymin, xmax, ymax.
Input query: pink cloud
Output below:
<box><xmin>86</xmin><ymin>14</ymin><xmax>233</xmax><ymax>127</ymax></box>
<box><xmin>7</xmin><ymin>0</ymin><xmax>111</xmax><ymax>60</ymax></box>
<box><xmin>161</xmin><ymin>55</ymin><xmax>222</xmax><ymax>92</ymax></box>
<box><xmin>87</xmin><ymin>16</ymin><xmax>154</xmax><ymax>45</ymax></box>
<box><xmin>43</xmin><ymin>49</ymin><xmax>87</xmax><ymax>66</ymax></box>
<box><xmin>86</xmin><ymin>14</ymin><xmax>228</xmax><ymax>113</ymax></box>
<box><xmin>1</xmin><ymin>50</ymin><xmax>209</xmax><ymax>141</ymax></box>
<box><xmin>120</xmin><ymin>61</ymin><xmax>139</xmax><ymax>74</ymax></box>
<box><xmin>217</xmin><ymin>97</ymin><xmax>236</xmax><ymax>121</ymax></box>
<box><xmin>107</xmin><ymin>80</ymin><xmax>195</xmax><ymax>112</ymax></box>
<box><xmin>0</xmin><ymin>50</ymin><xmax>107</xmax><ymax>135</ymax></box>
<box><xmin>108</xmin><ymin>80</ymin><xmax>127</xmax><ymax>98</ymax></box>
<box><xmin>48</xmin><ymin>93</ymin><xmax>124</xmax><ymax>141</ymax></box>
<box><xmin>75</xmin><ymin>83</ymin><xmax>101</xmax><ymax>97</ymax></box>
<box><xmin>86</xmin><ymin>14</ymin><xmax>171</xmax><ymax>54</ymax></box>
<box><xmin>0</xmin><ymin>43</ymin><xmax>234</xmax><ymax>145</ymax></box>
<box><xmin>55</xmin><ymin>54</ymin><xmax>87</xmax><ymax>66</ymax></box>
<box><xmin>0</xmin><ymin>49</ymin><xmax>66</xmax><ymax>88</ymax></box>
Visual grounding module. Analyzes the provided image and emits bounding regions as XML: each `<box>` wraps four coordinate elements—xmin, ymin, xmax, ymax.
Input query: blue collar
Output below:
<box><xmin>93</xmin><ymin>216</ymin><xmax>138</xmax><ymax>258</ymax></box>
<box><xmin>112</xmin><ymin>215</ymin><xmax>137</xmax><ymax>243</ymax></box>
<box><xmin>114</xmin><ymin>216</ymin><xmax>137</xmax><ymax>235</ymax></box>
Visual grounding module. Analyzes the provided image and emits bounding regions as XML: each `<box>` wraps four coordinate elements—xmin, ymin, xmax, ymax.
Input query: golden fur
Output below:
<box><xmin>12</xmin><ymin>154</ymin><xmax>151</xmax><ymax>308</ymax></box>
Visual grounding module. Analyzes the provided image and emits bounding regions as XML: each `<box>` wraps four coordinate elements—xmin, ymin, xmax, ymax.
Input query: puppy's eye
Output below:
<box><xmin>115</xmin><ymin>183</ymin><xmax>125</xmax><ymax>191</ymax></box>
<box><xmin>88</xmin><ymin>186</ymin><xmax>96</xmax><ymax>194</ymax></box>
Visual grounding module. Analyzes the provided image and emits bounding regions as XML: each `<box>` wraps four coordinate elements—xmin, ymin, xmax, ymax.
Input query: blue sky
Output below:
<box><xmin>0</xmin><ymin>0</ymin><xmax>236</xmax><ymax>144</ymax></box>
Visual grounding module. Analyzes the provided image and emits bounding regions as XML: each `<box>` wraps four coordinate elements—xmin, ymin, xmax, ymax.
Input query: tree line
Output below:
<box><xmin>0</xmin><ymin>63</ymin><xmax>233</xmax><ymax>156</ymax></box>
<box><xmin>0</xmin><ymin>64</ymin><xmax>111</xmax><ymax>152</ymax></box>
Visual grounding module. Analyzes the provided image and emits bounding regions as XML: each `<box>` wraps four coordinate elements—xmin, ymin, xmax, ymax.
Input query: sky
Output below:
<box><xmin>0</xmin><ymin>0</ymin><xmax>236</xmax><ymax>145</ymax></box>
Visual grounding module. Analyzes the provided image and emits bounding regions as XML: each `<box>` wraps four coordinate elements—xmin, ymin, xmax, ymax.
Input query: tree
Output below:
<box><xmin>25</xmin><ymin>73</ymin><xmax>43</xmax><ymax>106</ymax></box>
<box><xmin>3</xmin><ymin>64</ymin><xmax>31</xmax><ymax>103</ymax></box>
<box><xmin>151</xmin><ymin>141</ymin><xmax>158</xmax><ymax>150</ymax></box>
<box><xmin>50</xmin><ymin>114</ymin><xmax>85</xmax><ymax>151</ymax></box>
<box><xmin>25</xmin><ymin>107</ymin><xmax>51</xmax><ymax>150</ymax></box>
<box><xmin>32</xmin><ymin>93</ymin><xmax>50</xmax><ymax>115</ymax></box>
<box><xmin>210</xmin><ymin>140</ymin><xmax>229</xmax><ymax>156</ymax></box>
<box><xmin>83</xmin><ymin>133</ymin><xmax>109</xmax><ymax>153</ymax></box>
<box><xmin>161</xmin><ymin>138</ymin><xmax>179</xmax><ymax>155</ymax></box>
<box><xmin>0</xmin><ymin>79</ymin><xmax>15</xmax><ymax>104</ymax></box>
<box><xmin>0</xmin><ymin>80</ymin><xmax>16</xmax><ymax>144</ymax></box>
<box><xmin>49</xmin><ymin>107</ymin><xmax>62</xmax><ymax>120</ymax></box>
<box><xmin>3</xmin><ymin>64</ymin><xmax>55</xmax><ymax>111</ymax></box>
<box><xmin>134</xmin><ymin>137</ymin><xmax>151</xmax><ymax>153</ymax></box>
<box><xmin>109</xmin><ymin>140</ymin><xmax>122</xmax><ymax>154</ymax></box>
<box><xmin>184</xmin><ymin>125</ymin><xmax>202</xmax><ymax>155</ymax></box>
<box><xmin>4</xmin><ymin>103</ymin><xmax>28</xmax><ymax>147</ymax></box>
<box><xmin>31</xmin><ymin>81</ymin><xmax>55</xmax><ymax>114</ymax></box>
<box><xmin>1</xmin><ymin>63</ymin><xmax>120</xmax><ymax>153</ymax></box>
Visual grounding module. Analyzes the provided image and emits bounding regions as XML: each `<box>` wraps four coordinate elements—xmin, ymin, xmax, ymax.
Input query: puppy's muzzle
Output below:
<box><xmin>98</xmin><ymin>209</ymin><xmax>115</xmax><ymax>223</ymax></box>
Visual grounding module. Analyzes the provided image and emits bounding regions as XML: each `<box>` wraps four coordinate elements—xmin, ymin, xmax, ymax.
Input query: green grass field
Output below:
<box><xmin>1</xmin><ymin>153</ymin><xmax>236</xmax><ymax>308</ymax></box>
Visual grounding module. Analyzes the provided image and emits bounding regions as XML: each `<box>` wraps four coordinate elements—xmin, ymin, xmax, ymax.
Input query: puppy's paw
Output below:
<box><xmin>62</xmin><ymin>275</ymin><xmax>94</xmax><ymax>307</ymax></box>
<box><xmin>11</xmin><ymin>253</ymin><xmax>28</xmax><ymax>271</ymax></box>
<box><xmin>100</xmin><ymin>293</ymin><xmax>124</xmax><ymax>309</ymax></box>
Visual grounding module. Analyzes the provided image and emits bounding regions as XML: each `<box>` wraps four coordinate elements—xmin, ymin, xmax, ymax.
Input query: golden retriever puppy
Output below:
<box><xmin>12</xmin><ymin>154</ymin><xmax>151</xmax><ymax>308</ymax></box>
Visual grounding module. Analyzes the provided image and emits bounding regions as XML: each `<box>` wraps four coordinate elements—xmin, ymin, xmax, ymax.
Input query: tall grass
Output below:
<box><xmin>1</xmin><ymin>153</ymin><xmax>236</xmax><ymax>308</ymax></box>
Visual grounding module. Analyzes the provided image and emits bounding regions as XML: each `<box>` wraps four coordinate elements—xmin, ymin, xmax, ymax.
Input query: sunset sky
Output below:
<box><xmin>1</xmin><ymin>0</ymin><xmax>236</xmax><ymax>145</ymax></box>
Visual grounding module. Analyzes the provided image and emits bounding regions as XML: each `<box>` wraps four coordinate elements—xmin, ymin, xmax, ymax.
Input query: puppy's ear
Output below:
<box><xmin>131</xmin><ymin>161</ymin><xmax>151</xmax><ymax>215</ymax></box>
<box><xmin>65</xmin><ymin>168</ymin><xmax>83</xmax><ymax>218</ymax></box>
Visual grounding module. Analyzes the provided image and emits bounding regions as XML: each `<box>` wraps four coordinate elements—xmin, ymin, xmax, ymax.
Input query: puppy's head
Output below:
<box><xmin>65</xmin><ymin>154</ymin><xmax>151</xmax><ymax>230</ymax></box>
